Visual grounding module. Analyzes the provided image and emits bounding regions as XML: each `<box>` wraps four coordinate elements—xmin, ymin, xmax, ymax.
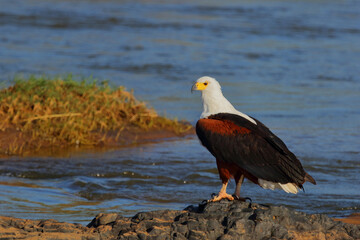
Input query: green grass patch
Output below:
<box><xmin>0</xmin><ymin>75</ymin><xmax>192</xmax><ymax>155</ymax></box>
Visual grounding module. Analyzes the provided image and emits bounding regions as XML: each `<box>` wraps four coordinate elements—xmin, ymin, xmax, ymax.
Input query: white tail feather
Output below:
<box><xmin>259</xmin><ymin>179</ymin><xmax>299</xmax><ymax>194</ymax></box>
<box><xmin>258</xmin><ymin>179</ymin><xmax>280</xmax><ymax>190</ymax></box>
<box><xmin>279</xmin><ymin>183</ymin><xmax>299</xmax><ymax>194</ymax></box>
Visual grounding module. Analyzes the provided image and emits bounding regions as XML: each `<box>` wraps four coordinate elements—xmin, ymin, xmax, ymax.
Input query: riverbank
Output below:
<box><xmin>0</xmin><ymin>76</ymin><xmax>193</xmax><ymax>156</ymax></box>
<box><xmin>0</xmin><ymin>200</ymin><xmax>359</xmax><ymax>240</ymax></box>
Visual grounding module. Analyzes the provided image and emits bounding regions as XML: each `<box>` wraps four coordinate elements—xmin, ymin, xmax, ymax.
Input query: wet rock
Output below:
<box><xmin>1</xmin><ymin>200</ymin><xmax>359</xmax><ymax>239</ymax></box>
<box><xmin>87</xmin><ymin>213</ymin><xmax>119</xmax><ymax>227</ymax></box>
<box><xmin>99</xmin><ymin>200</ymin><xmax>359</xmax><ymax>240</ymax></box>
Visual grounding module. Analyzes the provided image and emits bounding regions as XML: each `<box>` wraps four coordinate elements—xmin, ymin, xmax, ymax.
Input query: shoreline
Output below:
<box><xmin>334</xmin><ymin>213</ymin><xmax>360</xmax><ymax>225</ymax></box>
<box><xmin>0</xmin><ymin>200</ymin><xmax>359</xmax><ymax>239</ymax></box>
<box><xmin>0</xmin><ymin>126</ymin><xmax>195</xmax><ymax>158</ymax></box>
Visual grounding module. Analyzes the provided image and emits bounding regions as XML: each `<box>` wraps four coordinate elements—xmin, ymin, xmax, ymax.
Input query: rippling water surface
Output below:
<box><xmin>0</xmin><ymin>0</ymin><xmax>360</xmax><ymax>224</ymax></box>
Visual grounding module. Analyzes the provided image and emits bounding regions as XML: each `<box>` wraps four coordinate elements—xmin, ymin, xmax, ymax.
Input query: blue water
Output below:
<box><xmin>0</xmin><ymin>0</ymin><xmax>359</xmax><ymax>224</ymax></box>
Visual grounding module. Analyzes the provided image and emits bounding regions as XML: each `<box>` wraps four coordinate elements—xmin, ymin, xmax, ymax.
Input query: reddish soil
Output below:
<box><xmin>334</xmin><ymin>213</ymin><xmax>360</xmax><ymax>225</ymax></box>
<box><xmin>0</xmin><ymin>126</ymin><xmax>195</xmax><ymax>157</ymax></box>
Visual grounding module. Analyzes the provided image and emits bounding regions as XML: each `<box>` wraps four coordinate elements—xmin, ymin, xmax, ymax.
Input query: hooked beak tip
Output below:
<box><xmin>191</xmin><ymin>84</ymin><xmax>196</xmax><ymax>93</ymax></box>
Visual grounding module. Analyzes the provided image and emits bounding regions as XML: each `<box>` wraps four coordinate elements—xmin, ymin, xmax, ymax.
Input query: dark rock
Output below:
<box><xmin>87</xmin><ymin>213</ymin><xmax>119</xmax><ymax>228</ymax></box>
<box><xmin>1</xmin><ymin>200</ymin><xmax>359</xmax><ymax>239</ymax></box>
<box><xmin>188</xmin><ymin>229</ymin><xmax>207</xmax><ymax>240</ymax></box>
<box><xmin>103</xmin><ymin>200</ymin><xmax>359</xmax><ymax>240</ymax></box>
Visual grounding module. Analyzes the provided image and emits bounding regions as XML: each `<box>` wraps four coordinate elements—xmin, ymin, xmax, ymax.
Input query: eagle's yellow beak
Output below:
<box><xmin>191</xmin><ymin>82</ymin><xmax>208</xmax><ymax>93</ymax></box>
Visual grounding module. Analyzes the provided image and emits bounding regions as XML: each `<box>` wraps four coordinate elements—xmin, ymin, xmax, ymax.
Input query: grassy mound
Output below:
<box><xmin>0</xmin><ymin>75</ymin><xmax>192</xmax><ymax>155</ymax></box>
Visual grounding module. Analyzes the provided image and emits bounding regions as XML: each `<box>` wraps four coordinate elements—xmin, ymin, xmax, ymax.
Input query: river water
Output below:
<box><xmin>0</xmin><ymin>0</ymin><xmax>359</xmax><ymax>224</ymax></box>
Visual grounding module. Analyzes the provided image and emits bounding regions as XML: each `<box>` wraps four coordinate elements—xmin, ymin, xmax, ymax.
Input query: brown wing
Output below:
<box><xmin>196</xmin><ymin>113</ymin><xmax>315</xmax><ymax>187</ymax></box>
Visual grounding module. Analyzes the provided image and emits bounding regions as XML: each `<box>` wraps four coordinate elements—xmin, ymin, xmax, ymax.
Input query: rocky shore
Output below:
<box><xmin>1</xmin><ymin>200</ymin><xmax>359</xmax><ymax>240</ymax></box>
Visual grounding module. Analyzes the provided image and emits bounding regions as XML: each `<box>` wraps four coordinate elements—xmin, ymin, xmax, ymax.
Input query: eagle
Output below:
<box><xmin>192</xmin><ymin>76</ymin><xmax>316</xmax><ymax>202</ymax></box>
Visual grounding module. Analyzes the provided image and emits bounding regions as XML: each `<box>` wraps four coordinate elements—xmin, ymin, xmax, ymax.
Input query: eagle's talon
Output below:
<box><xmin>245</xmin><ymin>197</ymin><xmax>252</xmax><ymax>208</ymax></box>
<box><xmin>208</xmin><ymin>192</ymin><xmax>234</xmax><ymax>202</ymax></box>
<box><xmin>232</xmin><ymin>195</ymin><xmax>247</xmax><ymax>202</ymax></box>
<box><xmin>245</xmin><ymin>197</ymin><xmax>252</xmax><ymax>203</ymax></box>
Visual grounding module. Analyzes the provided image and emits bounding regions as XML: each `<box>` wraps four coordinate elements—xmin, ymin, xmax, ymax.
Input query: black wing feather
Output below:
<box><xmin>196</xmin><ymin>113</ymin><xmax>306</xmax><ymax>185</ymax></box>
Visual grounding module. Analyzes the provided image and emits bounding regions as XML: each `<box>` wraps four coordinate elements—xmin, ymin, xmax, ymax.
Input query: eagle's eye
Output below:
<box><xmin>204</xmin><ymin>82</ymin><xmax>208</xmax><ymax>86</ymax></box>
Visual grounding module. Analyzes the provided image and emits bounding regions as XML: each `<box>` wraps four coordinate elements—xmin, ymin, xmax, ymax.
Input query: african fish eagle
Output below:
<box><xmin>192</xmin><ymin>76</ymin><xmax>316</xmax><ymax>202</ymax></box>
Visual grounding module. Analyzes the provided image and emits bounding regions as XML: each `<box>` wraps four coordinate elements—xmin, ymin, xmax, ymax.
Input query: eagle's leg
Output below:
<box><xmin>208</xmin><ymin>181</ymin><xmax>234</xmax><ymax>202</ymax></box>
<box><xmin>233</xmin><ymin>174</ymin><xmax>246</xmax><ymax>201</ymax></box>
<box><xmin>209</xmin><ymin>159</ymin><xmax>235</xmax><ymax>202</ymax></box>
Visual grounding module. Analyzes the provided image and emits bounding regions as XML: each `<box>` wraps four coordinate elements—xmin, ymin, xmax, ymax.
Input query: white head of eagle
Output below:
<box><xmin>191</xmin><ymin>76</ymin><xmax>316</xmax><ymax>202</ymax></box>
<box><xmin>191</xmin><ymin>76</ymin><xmax>256</xmax><ymax>124</ymax></box>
